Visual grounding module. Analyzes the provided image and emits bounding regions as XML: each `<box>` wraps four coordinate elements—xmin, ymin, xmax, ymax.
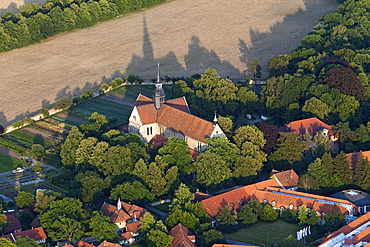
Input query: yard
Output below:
<box><xmin>224</xmin><ymin>219</ymin><xmax>302</xmax><ymax>246</ymax></box>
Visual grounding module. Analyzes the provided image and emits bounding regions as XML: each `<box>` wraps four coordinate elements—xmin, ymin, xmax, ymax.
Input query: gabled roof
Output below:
<box><xmin>134</xmin><ymin>96</ymin><xmax>216</xmax><ymax>143</ymax></box>
<box><xmin>6</xmin><ymin>213</ymin><xmax>22</xmax><ymax>232</ymax></box>
<box><xmin>272</xmin><ymin>169</ymin><xmax>299</xmax><ymax>189</ymax></box>
<box><xmin>100</xmin><ymin>201</ymin><xmax>146</xmax><ymax>224</ymax></box>
<box><xmin>134</xmin><ymin>94</ymin><xmax>190</xmax><ymax>113</ymax></box>
<box><xmin>319</xmin><ymin>211</ymin><xmax>370</xmax><ymax>246</ymax></box>
<box><xmin>120</xmin><ymin>231</ymin><xmax>133</xmax><ymax>241</ymax></box>
<box><xmin>126</xmin><ymin>221</ymin><xmax>140</xmax><ymax>233</ymax></box>
<box><xmin>0</xmin><ymin>227</ymin><xmax>48</xmax><ymax>242</ymax></box>
<box><xmin>98</xmin><ymin>240</ymin><xmax>121</xmax><ymax>247</ymax></box>
<box><xmin>282</xmin><ymin>117</ymin><xmax>332</xmax><ymax>136</ymax></box>
<box><xmin>134</xmin><ymin>94</ymin><xmax>153</xmax><ymax>107</ymax></box>
<box><xmin>148</xmin><ymin>134</ymin><xmax>168</xmax><ymax>147</ymax></box>
<box><xmin>169</xmin><ymin>223</ymin><xmax>196</xmax><ymax>247</ymax></box>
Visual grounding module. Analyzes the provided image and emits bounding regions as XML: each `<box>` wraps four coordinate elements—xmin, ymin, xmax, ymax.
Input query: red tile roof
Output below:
<box><xmin>272</xmin><ymin>169</ymin><xmax>299</xmax><ymax>189</ymax></box>
<box><xmin>134</xmin><ymin>94</ymin><xmax>153</xmax><ymax>107</ymax></box>
<box><xmin>284</xmin><ymin>117</ymin><xmax>332</xmax><ymax>136</ymax></box>
<box><xmin>190</xmin><ymin>149</ymin><xmax>200</xmax><ymax>160</ymax></box>
<box><xmin>101</xmin><ymin>201</ymin><xmax>146</xmax><ymax>224</ymax></box>
<box><xmin>213</xmin><ymin>245</ymin><xmax>258</xmax><ymax>247</ymax></box>
<box><xmin>98</xmin><ymin>241</ymin><xmax>121</xmax><ymax>247</ymax></box>
<box><xmin>135</xmin><ymin>98</ymin><xmax>216</xmax><ymax>143</ymax></box>
<box><xmin>195</xmin><ymin>191</ymin><xmax>212</xmax><ymax>202</ymax></box>
<box><xmin>0</xmin><ymin>227</ymin><xmax>48</xmax><ymax>242</ymax></box>
<box><xmin>126</xmin><ymin>221</ymin><xmax>140</xmax><ymax>233</ymax></box>
<box><xmin>148</xmin><ymin>134</ymin><xmax>168</xmax><ymax>147</ymax></box>
<box><xmin>165</xmin><ymin>97</ymin><xmax>190</xmax><ymax>113</ymax></box>
<box><xmin>201</xmin><ymin>170</ymin><xmax>355</xmax><ymax>220</ymax></box>
<box><xmin>169</xmin><ymin>223</ymin><xmax>196</xmax><ymax>247</ymax></box>
<box><xmin>6</xmin><ymin>214</ymin><xmax>22</xmax><ymax>232</ymax></box>
<box><xmin>77</xmin><ymin>240</ymin><xmax>94</xmax><ymax>247</ymax></box>
<box><xmin>319</xmin><ymin>212</ymin><xmax>370</xmax><ymax>246</ymax></box>
<box><xmin>120</xmin><ymin>231</ymin><xmax>133</xmax><ymax>241</ymax></box>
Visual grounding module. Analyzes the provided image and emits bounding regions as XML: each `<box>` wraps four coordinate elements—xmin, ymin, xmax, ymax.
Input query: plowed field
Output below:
<box><xmin>0</xmin><ymin>0</ymin><xmax>337</xmax><ymax>126</ymax></box>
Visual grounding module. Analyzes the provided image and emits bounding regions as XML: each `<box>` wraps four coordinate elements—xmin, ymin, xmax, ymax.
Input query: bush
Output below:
<box><xmin>281</xmin><ymin>209</ymin><xmax>298</xmax><ymax>224</ymax></box>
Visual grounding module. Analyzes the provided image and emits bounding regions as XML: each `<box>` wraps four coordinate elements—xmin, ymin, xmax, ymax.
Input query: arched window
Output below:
<box><xmin>289</xmin><ymin>204</ymin><xmax>294</xmax><ymax>210</ymax></box>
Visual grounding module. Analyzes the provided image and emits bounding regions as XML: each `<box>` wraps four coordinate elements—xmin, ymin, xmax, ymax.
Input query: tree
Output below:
<box><xmin>234</xmin><ymin>125</ymin><xmax>266</xmax><ymax>149</ymax></box>
<box><xmin>34</xmin><ymin>190</ymin><xmax>61</xmax><ymax>214</ymax></box>
<box><xmin>354</xmin><ymin>156</ymin><xmax>370</xmax><ymax>190</ymax></box>
<box><xmin>172</xmin><ymin>183</ymin><xmax>194</xmax><ymax>206</ymax></box>
<box><xmin>247</xmin><ymin>199</ymin><xmax>263</xmax><ymax>217</ymax></box>
<box><xmin>200</xmin><ymin>229</ymin><xmax>224</xmax><ymax>247</ymax></box>
<box><xmin>332</xmin><ymin>151</ymin><xmax>352</xmax><ymax>185</ymax></box>
<box><xmin>193</xmin><ymin>152</ymin><xmax>232</xmax><ymax>187</ymax></box>
<box><xmin>298</xmin><ymin>205</ymin><xmax>308</xmax><ymax>225</ymax></box>
<box><xmin>15</xmin><ymin>236</ymin><xmax>39</xmax><ymax>247</ymax></box>
<box><xmin>158</xmin><ymin>137</ymin><xmax>192</xmax><ymax>170</ymax></box>
<box><xmin>260</xmin><ymin>203</ymin><xmax>278</xmax><ymax>222</ymax></box>
<box><xmin>49</xmin><ymin>6</ymin><xmax>68</xmax><ymax>33</ymax></box>
<box><xmin>307</xmin><ymin>209</ymin><xmax>320</xmax><ymax>226</ymax></box>
<box><xmin>79</xmin><ymin>112</ymin><xmax>108</xmax><ymax>135</ymax></box>
<box><xmin>40</xmin><ymin>198</ymin><xmax>85</xmax><ymax>241</ymax></box>
<box><xmin>147</xmin><ymin>229</ymin><xmax>173</xmax><ymax>247</ymax></box>
<box><xmin>88</xmin><ymin>212</ymin><xmax>116</xmax><ymax>242</ymax></box>
<box><xmin>238</xmin><ymin>204</ymin><xmax>258</xmax><ymax>225</ymax></box>
<box><xmin>302</xmin><ymin>97</ymin><xmax>331</xmax><ymax>119</ymax></box>
<box><xmin>60</xmin><ymin>126</ymin><xmax>84</xmax><ymax>167</ymax></box>
<box><xmin>15</xmin><ymin>191</ymin><xmax>34</xmax><ymax>209</ymax></box>
<box><xmin>31</xmin><ymin>144</ymin><xmax>44</xmax><ymax>159</ymax></box>
<box><xmin>138</xmin><ymin>212</ymin><xmax>170</xmax><ymax>245</ymax></box>
<box><xmin>54</xmin><ymin>96</ymin><xmax>72</xmax><ymax>110</ymax></box>
<box><xmin>269</xmin><ymin>132</ymin><xmax>304</xmax><ymax>165</ymax></box>
<box><xmin>40</xmin><ymin>108</ymin><xmax>49</xmax><ymax>118</ymax></box>
<box><xmin>217</xmin><ymin>116</ymin><xmax>233</xmax><ymax>135</ymax></box>
<box><xmin>0</xmin><ymin>238</ymin><xmax>16</xmax><ymax>247</ymax></box>
<box><xmin>216</xmin><ymin>206</ymin><xmax>238</xmax><ymax>229</ymax></box>
<box><xmin>308</xmin><ymin>158</ymin><xmax>343</xmax><ymax>189</ymax></box>
<box><xmin>281</xmin><ymin>209</ymin><xmax>298</xmax><ymax>224</ymax></box>
<box><xmin>110</xmin><ymin>180</ymin><xmax>153</xmax><ymax>203</ymax></box>
<box><xmin>166</xmin><ymin>209</ymin><xmax>199</xmax><ymax>231</ymax></box>
<box><xmin>247</xmin><ymin>58</ymin><xmax>262</xmax><ymax>78</ymax></box>
<box><xmin>257</xmin><ymin>123</ymin><xmax>279</xmax><ymax>153</ymax></box>
<box><xmin>76</xmin><ymin>171</ymin><xmax>109</xmax><ymax>204</ymax></box>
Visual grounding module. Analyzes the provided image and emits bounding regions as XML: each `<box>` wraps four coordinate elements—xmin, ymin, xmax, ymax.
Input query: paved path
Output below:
<box><xmin>144</xmin><ymin>204</ymin><xmax>168</xmax><ymax>222</ymax></box>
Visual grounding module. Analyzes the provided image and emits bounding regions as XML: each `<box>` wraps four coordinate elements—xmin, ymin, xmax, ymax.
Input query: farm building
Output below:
<box><xmin>127</xmin><ymin>67</ymin><xmax>226</xmax><ymax>152</ymax></box>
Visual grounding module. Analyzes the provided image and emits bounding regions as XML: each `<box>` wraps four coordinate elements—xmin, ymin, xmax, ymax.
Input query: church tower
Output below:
<box><xmin>153</xmin><ymin>63</ymin><xmax>165</xmax><ymax>110</ymax></box>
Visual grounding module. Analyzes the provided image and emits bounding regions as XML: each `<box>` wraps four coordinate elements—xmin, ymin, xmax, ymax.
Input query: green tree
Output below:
<box><xmin>217</xmin><ymin>116</ymin><xmax>233</xmax><ymax>135</ymax></box>
<box><xmin>247</xmin><ymin>199</ymin><xmax>263</xmax><ymax>217</ymax></box>
<box><xmin>356</xmin><ymin>124</ymin><xmax>370</xmax><ymax>143</ymax></box>
<box><xmin>54</xmin><ymin>96</ymin><xmax>72</xmax><ymax>110</ymax></box>
<box><xmin>79</xmin><ymin>112</ymin><xmax>108</xmax><ymax>135</ymax></box>
<box><xmin>302</xmin><ymin>97</ymin><xmax>331</xmax><ymax>119</ymax></box>
<box><xmin>110</xmin><ymin>180</ymin><xmax>153</xmax><ymax>203</ymax></box>
<box><xmin>354</xmin><ymin>156</ymin><xmax>370</xmax><ymax>190</ymax></box>
<box><xmin>238</xmin><ymin>204</ymin><xmax>258</xmax><ymax>225</ymax></box>
<box><xmin>269</xmin><ymin>132</ymin><xmax>304</xmax><ymax>165</ymax></box>
<box><xmin>234</xmin><ymin>125</ymin><xmax>266</xmax><ymax>149</ymax></box>
<box><xmin>166</xmin><ymin>209</ymin><xmax>199</xmax><ymax>231</ymax></box>
<box><xmin>307</xmin><ymin>209</ymin><xmax>320</xmax><ymax>226</ymax></box>
<box><xmin>88</xmin><ymin>212</ymin><xmax>116</xmax><ymax>242</ymax></box>
<box><xmin>172</xmin><ymin>183</ymin><xmax>194</xmax><ymax>206</ymax></box>
<box><xmin>216</xmin><ymin>206</ymin><xmax>238</xmax><ymax>228</ymax></box>
<box><xmin>31</xmin><ymin>144</ymin><xmax>44</xmax><ymax>158</ymax></box>
<box><xmin>147</xmin><ymin>229</ymin><xmax>173</xmax><ymax>247</ymax></box>
<box><xmin>333</xmin><ymin>151</ymin><xmax>352</xmax><ymax>185</ymax></box>
<box><xmin>49</xmin><ymin>6</ymin><xmax>68</xmax><ymax>33</ymax></box>
<box><xmin>34</xmin><ymin>190</ymin><xmax>61</xmax><ymax>214</ymax></box>
<box><xmin>76</xmin><ymin>171</ymin><xmax>109</xmax><ymax>204</ymax></box>
<box><xmin>60</xmin><ymin>126</ymin><xmax>84</xmax><ymax>167</ymax></box>
<box><xmin>0</xmin><ymin>238</ymin><xmax>16</xmax><ymax>247</ymax></box>
<box><xmin>200</xmin><ymin>229</ymin><xmax>224</xmax><ymax>247</ymax></box>
<box><xmin>40</xmin><ymin>108</ymin><xmax>49</xmax><ymax>118</ymax></box>
<box><xmin>260</xmin><ymin>203</ymin><xmax>278</xmax><ymax>222</ymax></box>
<box><xmin>158</xmin><ymin>137</ymin><xmax>192</xmax><ymax>170</ymax></box>
<box><xmin>193</xmin><ymin>152</ymin><xmax>231</xmax><ymax>187</ymax></box>
<box><xmin>281</xmin><ymin>209</ymin><xmax>298</xmax><ymax>224</ymax></box>
<box><xmin>15</xmin><ymin>236</ymin><xmax>39</xmax><ymax>247</ymax></box>
<box><xmin>247</xmin><ymin>58</ymin><xmax>262</xmax><ymax>78</ymax></box>
<box><xmin>15</xmin><ymin>191</ymin><xmax>34</xmax><ymax>209</ymax></box>
<box><xmin>308</xmin><ymin>158</ymin><xmax>343</xmax><ymax>189</ymax></box>
<box><xmin>298</xmin><ymin>205</ymin><xmax>308</xmax><ymax>225</ymax></box>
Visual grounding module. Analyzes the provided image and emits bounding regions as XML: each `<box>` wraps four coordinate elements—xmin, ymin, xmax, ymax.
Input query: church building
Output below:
<box><xmin>127</xmin><ymin>65</ymin><xmax>226</xmax><ymax>152</ymax></box>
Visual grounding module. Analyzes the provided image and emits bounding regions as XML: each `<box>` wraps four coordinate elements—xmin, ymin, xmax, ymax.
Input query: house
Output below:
<box><xmin>100</xmin><ymin>199</ymin><xmax>146</xmax><ymax>230</ymax></box>
<box><xmin>76</xmin><ymin>240</ymin><xmax>95</xmax><ymax>247</ymax></box>
<box><xmin>6</xmin><ymin>213</ymin><xmax>22</xmax><ymax>233</ymax></box>
<box><xmin>98</xmin><ymin>240</ymin><xmax>121</xmax><ymax>247</ymax></box>
<box><xmin>199</xmin><ymin>170</ymin><xmax>357</xmax><ymax>222</ymax></box>
<box><xmin>330</xmin><ymin>189</ymin><xmax>370</xmax><ymax>214</ymax></box>
<box><xmin>319</xmin><ymin>211</ymin><xmax>370</xmax><ymax>247</ymax></box>
<box><xmin>280</xmin><ymin>117</ymin><xmax>338</xmax><ymax>153</ymax></box>
<box><xmin>127</xmin><ymin>66</ymin><xmax>226</xmax><ymax>152</ymax></box>
<box><xmin>119</xmin><ymin>221</ymin><xmax>140</xmax><ymax>245</ymax></box>
<box><xmin>0</xmin><ymin>227</ymin><xmax>47</xmax><ymax>243</ymax></box>
<box><xmin>169</xmin><ymin>223</ymin><xmax>196</xmax><ymax>247</ymax></box>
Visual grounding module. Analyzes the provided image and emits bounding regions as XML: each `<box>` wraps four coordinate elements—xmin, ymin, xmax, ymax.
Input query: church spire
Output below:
<box><xmin>213</xmin><ymin>112</ymin><xmax>218</xmax><ymax>125</ymax></box>
<box><xmin>153</xmin><ymin>63</ymin><xmax>165</xmax><ymax>110</ymax></box>
<box><xmin>117</xmin><ymin>198</ymin><xmax>122</xmax><ymax>210</ymax></box>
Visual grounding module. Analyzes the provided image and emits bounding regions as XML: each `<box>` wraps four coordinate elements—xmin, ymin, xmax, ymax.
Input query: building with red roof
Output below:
<box><xmin>346</xmin><ymin>150</ymin><xmax>370</xmax><ymax>170</ymax></box>
<box><xmin>169</xmin><ymin>223</ymin><xmax>196</xmax><ymax>247</ymax></box>
<box><xmin>200</xmin><ymin>170</ymin><xmax>356</xmax><ymax>221</ymax></box>
<box><xmin>280</xmin><ymin>117</ymin><xmax>339</xmax><ymax>153</ymax></box>
<box><xmin>100</xmin><ymin>199</ymin><xmax>146</xmax><ymax>229</ymax></box>
<box><xmin>6</xmin><ymin>213</ymin><xmax>22</xmax><ymax>233</ymax></box>
<box><xmin>98</xmin><ymin>240</ymin><xmax>121</xmax><ymax>247</ymax></box>
<box><xmin>319</xmin><ymin>211</ymin><xmax>370</xmax><ymax>247</ymax></box>
<box><xmin>76</xmin><ymin>240</ymin><xmax>94</xmax><ymax>247</ymax></box>
<box><xmin>0</xmin><ymin>227</ymin><xmax>47</xmax><ymax>243</ymax></box>
<box><xmin>128</xmin><ymin>70</ymin><xmax>226</xmax><ymax>152</ymax></box>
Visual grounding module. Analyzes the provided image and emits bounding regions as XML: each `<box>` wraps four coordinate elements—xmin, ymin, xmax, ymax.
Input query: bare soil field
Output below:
<box><xmin>0</xmin><ymin>0</ymin><xmax>337</xmax><ymax>126</ymax></box>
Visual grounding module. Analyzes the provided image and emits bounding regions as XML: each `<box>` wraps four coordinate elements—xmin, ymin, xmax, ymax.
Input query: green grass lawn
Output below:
<box><xmin>153</xmin><ymin>203</ymin><xmax>170</xmax><ymax>212</ymax></box>
<box><xmin>224</xmin><ymin>219</ymin><xmax>302</xmax><ymax>246</ymax></box>
<box><xmin>0</xmin><ymin>153</ymin><xmax>21</xmax><ymax>173</ymax></box>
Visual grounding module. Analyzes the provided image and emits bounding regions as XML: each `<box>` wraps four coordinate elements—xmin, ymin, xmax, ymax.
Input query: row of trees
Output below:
<box><xmin>0</xmin><ymin>0</ymin><xmax>165</xmax><ymax>52</ymax></box>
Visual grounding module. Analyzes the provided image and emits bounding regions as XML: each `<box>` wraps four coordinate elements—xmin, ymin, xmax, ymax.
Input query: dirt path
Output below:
<box><xmin>0</xmin><ymin>0</ymin><xmax>337</xmax><ymax>126</ymax></box>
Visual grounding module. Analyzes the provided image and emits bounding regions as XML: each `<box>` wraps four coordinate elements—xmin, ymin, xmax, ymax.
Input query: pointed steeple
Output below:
<box><xmin>213</xmin><ymin>112</ymin><xmax>218</xmax><ymax>125</ymax></box>
<box><xmin>153</xmin><ymin>63</ymin><xmax>165</xmax><ymax>110</ymax></box>
<box><xmin>117</xmin><ymin>198</ymin><xmax>122</xmax><ymax>210</ymax></box>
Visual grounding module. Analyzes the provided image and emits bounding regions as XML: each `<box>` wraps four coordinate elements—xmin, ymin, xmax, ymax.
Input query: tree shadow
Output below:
<box><xmin>0</xmin><ymin>3</ymin><xmax>19</xmax><ymax>18</ymax></box>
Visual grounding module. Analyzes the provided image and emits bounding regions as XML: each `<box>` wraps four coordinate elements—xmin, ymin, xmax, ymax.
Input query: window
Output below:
<box><xmin>146</xmin><ymin>127</ymin><xmax>152</xmax><ymax>136</ymax></box>
<box><xmin>272</xmin><ymin>201</ymin><xmax>276</xmax><ymax>207</ymax></box>
<box><xmin>289</xmin><ymin>204</ymin><xmax>294</xmax><ymax>210</ymax></box>
<box><xmin>263</xmin><ymin>199</ymin><xmax>268</xmax><ymax>204</ymax></box>
<box><xmin>197</xmin><ymin>142</ymin><xmax>202</xmax><ymax>151</ymax></box>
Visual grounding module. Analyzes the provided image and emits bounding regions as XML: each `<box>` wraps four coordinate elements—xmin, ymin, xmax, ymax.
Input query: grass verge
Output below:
<box><xmin>223</xmin><ymin>219</ymin><xmax>302</xmax><ymax>246</ymax></box>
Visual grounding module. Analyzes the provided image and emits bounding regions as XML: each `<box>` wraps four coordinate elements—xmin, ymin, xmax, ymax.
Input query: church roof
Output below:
<box><xmin>134</xmin><ymin>95</ymin><xmax>215</xmax><ymax>143</ymax></box>
<box><xmin>100</xmin><ymin>201</ymin><xmax>146</xmax><ymax>224</ymax></box>
<box><xmin>169</xmin><ymin>223</ymin><xmax>196</xmax><ymax>247</ymax></box>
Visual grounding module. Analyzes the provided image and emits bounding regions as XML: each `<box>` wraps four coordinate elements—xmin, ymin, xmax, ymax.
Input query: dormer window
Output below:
<box><xmin>272</xmin><ymin>201</ymin><xmax>276</xmax><ymax>207</ymax></box>
<box><xmin>289</xmin><ymin>204</ymin><xmax>294</xmax><ymax>210</ymax></box>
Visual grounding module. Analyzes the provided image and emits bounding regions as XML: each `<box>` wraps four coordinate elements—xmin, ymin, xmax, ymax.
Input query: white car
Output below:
<box><xmin>12</xmin><ymin>167</ymin><xmax>24</xmax><ymax>174</ymax></box>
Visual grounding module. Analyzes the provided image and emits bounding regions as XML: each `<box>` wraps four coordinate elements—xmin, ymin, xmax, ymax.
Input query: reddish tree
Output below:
<box><xmin>0</xmin><ymin>125</ymin><xmax>4</xmax><ymax>135</ymax></box>
<box><xmin>322</xmin><ymin>67</ymin><xmax>366</xmax><ymax>101</ymax></box>
<box><xmin>257</xmin><ymin>122</ymin><xmax>279</xmax><ymax>154</ymax></box>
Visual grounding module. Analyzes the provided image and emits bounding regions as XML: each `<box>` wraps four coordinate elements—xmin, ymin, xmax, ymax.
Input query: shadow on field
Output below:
<box><xmin>239</xmin><ymin>0</ymin><xmax>335</xmax><ymax>78</ymax></box>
